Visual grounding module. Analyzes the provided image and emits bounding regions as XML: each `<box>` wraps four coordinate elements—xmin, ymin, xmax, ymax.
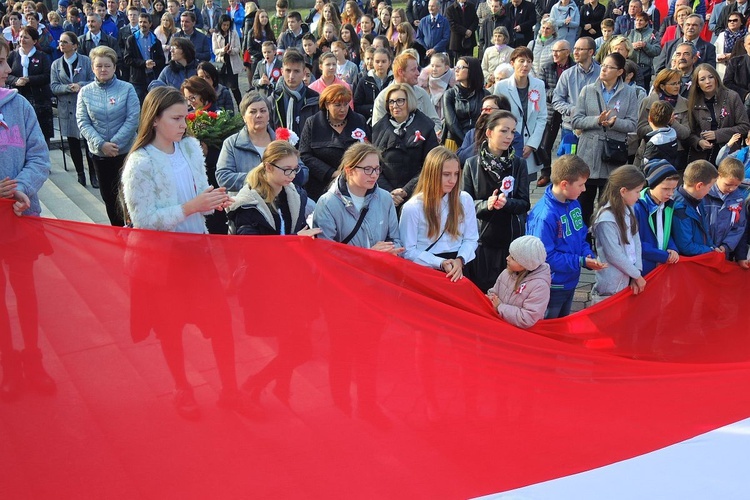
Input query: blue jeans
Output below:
<box><xmin>546</xmin><ymin>289</ymin><xmax>575</xmax><ymax>319</ymax></box>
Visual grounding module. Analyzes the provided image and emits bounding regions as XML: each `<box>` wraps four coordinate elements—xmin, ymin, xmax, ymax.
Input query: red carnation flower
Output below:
<box><xmin>275</xmin><ymin>127</ymin><xmax>291</xmax><ymax>141</ymax></box>
<box><xmin>208</xmin><ymin>111</ymin><xmax>218</xmax><ymax>119</ymax></box>
<box><xmin>187</xmin><ymin>112</ymin><xmax>196</xmax><ymax>121</ymax></box>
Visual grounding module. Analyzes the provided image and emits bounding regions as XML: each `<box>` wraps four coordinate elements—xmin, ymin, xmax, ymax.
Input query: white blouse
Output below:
<box><xmin>399</xmin><ymin>191</ymin><xmax>479</xmax><ymax>269</ymax></box>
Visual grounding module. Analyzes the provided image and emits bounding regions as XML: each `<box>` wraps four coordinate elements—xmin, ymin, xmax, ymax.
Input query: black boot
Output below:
<box><xmin>77</xmin><ymin>172</ymin><xmax>87</xmax><ymax>186</ymax></box>
<box><xmin>1</xmin><ymin>350</ymin><xmax>24</xmax><ymax>401</ymax></box>
<box><xmin>21</xmin><ymin>348</ymin><xmax>56</xmax><ymax>395</ymax></box>
<box><xmin>89</xmin><ymin>167</ymin><xmax>99</xmax><ymax>189</ymax></box>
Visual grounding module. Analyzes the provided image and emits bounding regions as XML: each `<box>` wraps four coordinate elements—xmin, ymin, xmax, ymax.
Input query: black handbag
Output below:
<box><xmin>596</xmin><ymin>94</ymin><xmax>628</xmax><ymax>165</ymax></box>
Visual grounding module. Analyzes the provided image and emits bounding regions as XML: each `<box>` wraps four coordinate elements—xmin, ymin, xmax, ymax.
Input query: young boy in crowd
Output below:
<box><xmin>633</xmin><ymin>159</ymin><xmax>681</xmax><ymax>275</ymax></box>
<box><xmin>643</xmin><ymin>100</ymin><xmax>679</xmax><ymax>167</ymax></box>
<box><xmin>672</xmin><ymin>160</ymin><xmax>722</xmax><ymax>256</ymax></box>
<box><xmin>595</xmin><ymin>18</ymin><xmax>614</xmax><ymax>54</ymax></box>
<box><xmin>270</xmin><ymin>0</ymin><xmax>288</xmax><ymax>39</ymax></box>
<box><xmin>704</xmin><ymin>157</ymin><xmax>750</xmax><ymax>267</ymax></box>
<box><xmin>252</xmin><ymin>41</ymin><xmax>282</xmax><ymax>97</ymax></box>
<box><xmin>527</xmin><ymin>155</ymin><xmax>607</xmax><ymax>319</ymax></box>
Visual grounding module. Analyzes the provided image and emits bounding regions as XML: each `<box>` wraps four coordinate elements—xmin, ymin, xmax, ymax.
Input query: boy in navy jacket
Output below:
<box><xmin>527</xmin><ymin>155</ymin><xmax>606</xmax><ymax>318</ymax></box>
<box><xmin>672</xmin><ymin>160</ymin><xmax>722</xmax><ymax>256</ymax></box>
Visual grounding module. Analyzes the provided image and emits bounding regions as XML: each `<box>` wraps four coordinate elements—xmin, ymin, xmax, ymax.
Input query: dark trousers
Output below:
<box><xmin>539</xmin><ymin>110</ymin><xmax>562</xmax><ymax>178</ymax></box>
<box><xmin>578</xmin><ymin>177</ymin><xmax>609</xmax><ymax>231</ymax></box>
<box><xmin>220</xmin><ymin>71</ymin><xmax>242</xmax><ymax>109</ymax></box>
<box><xmin>91</xmin><ymin>153</ymin><xmax>126</xmax><ymax>227</ymax></box>
<box><xmin>546</xmin><ymin>288</ymin><xmax>575</xmax><ymax>319</ymax></box>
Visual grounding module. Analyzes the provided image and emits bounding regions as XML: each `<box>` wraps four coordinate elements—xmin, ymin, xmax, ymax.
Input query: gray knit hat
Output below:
<box><xmin>509</xmin><ymin>235</ymin><xmax>547</xmax><ymax>271</ymax></box>
<box><xmin>644</xmin><ymin>159</ymin><xmax>679</xmax><ymax>188</ymax></box>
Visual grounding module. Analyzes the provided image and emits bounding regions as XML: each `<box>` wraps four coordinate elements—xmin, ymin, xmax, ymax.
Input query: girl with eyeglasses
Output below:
<box><xmin>313</xmin><ymin>142</ymin><xmax>403</xmax><ymax>252</ymax></box>
<box><xmin>442</xmin><ymin>56</ymin><xmax>488</xmax><ymax>152</ymax></box>
<box><xmin>121</xmin><ymin>87</ymin><xmax>251</xmax><ymax>420</ymax></box>
<box><xmin>372</xmin><ymin>83</ymin><xmax>439</xmax><ymax>209</ymax></box>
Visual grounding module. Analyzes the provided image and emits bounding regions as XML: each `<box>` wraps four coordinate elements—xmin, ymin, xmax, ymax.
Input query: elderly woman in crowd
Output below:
<box><xmin>571</xmin><ymin>52</ymin><xmax>638</xmax><ymax>228</ymax></box>
<box><xmin>300</xmin><ymin>84</ymin><xmax>370</xmax><ymax>201</ymax></box>
<box><xmin>529</xmin><ymin>17</ymin><xmax>557</xmax><ymax>77</ymax></box>
<box><xmin>715</xmin><ymin>12</ymin><xmax>747</xmax><ymax>80</ymax></box>
<box><xmin>687</xmin><ymin>63</ymin><xmax>750</xmax><ymax>164</ymax></box>
<box><xmin>77</xmin><ymin>45</ymin><xmax>139</xmax><ymax>226</ymax></box>
<box><xmin>372</xmin><ymin>83</ymin><xmax>439</xmax><ymax>209</ymax></box>
<box><xmin>50</xmin><ymin>31</ymin><xmax>96</xmax><ymax>187</ymax></box>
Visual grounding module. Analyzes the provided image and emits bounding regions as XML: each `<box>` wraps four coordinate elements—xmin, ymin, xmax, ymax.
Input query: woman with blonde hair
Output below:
<box><xmin>121</xmin><ymin>87</ymin><xmax>251</xmax><ymax>420</ymax></box>
<box><xmin>399</xmin><ymin>146</ymin><xmax>478</xmax><ymax>282</ymax></box>
<box><xmin>154</xmin><ymin>10</ymin><xmax>177</xmax><ymax>58</ymax></box>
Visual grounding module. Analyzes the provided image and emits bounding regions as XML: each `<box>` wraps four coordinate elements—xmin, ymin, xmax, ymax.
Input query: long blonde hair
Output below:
<box><xmin>414</xmin><ymin>147</ymin><xmax>463</xmax><ymax>240</ymax></box>
<box><xmin>246</xmin><ymin>140</ymin><xmax>299</xmax><ymax>203</ymax></box>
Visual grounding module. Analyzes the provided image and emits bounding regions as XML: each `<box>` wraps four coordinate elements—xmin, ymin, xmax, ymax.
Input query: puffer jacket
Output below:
<box><xmin>313</xmin><ymin>175</ymin><xmax>402</xmax><ymax>248</ymax></box>
<box><xmin>489</xmin><ymin>263</ymin><xmax>551</xmax><ymax>329</ymax></box>
<box><xmin>76</xmin><ymin>76</ymin><xmax>140</xmax><ymax>156</ymax></box>
<box><xmin>226</xmin><ymin>183</ymin><xmax>308</xmax><ymax>236</ymax></box>
<box><xmin>148</xmin><ymin>59</ymin><xmax>198</xmax><ymax>91</ymax></box>
<box><xmin>462</xmin><ymin>150</ymin><xmax>530</xmax><ymax>247</ymax></box>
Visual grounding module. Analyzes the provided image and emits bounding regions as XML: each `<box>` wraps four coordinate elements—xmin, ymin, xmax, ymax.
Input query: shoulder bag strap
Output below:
<box><xmin>425</xmin><ymin>227</ymin><xmax>447</xmax><ymax>253</ymax></box>
<box><xmin>341</xmin><ymin>206</ymin><xmax>369</xmax><ymax>244</ymax></box>
<box><xmin>595</xmin><ymin>91</ymin><xmax>609</xmax><ymax>137</ymax></box>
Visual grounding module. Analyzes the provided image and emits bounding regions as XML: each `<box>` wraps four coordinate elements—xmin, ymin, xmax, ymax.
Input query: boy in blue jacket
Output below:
<box><xmin>672</xmin><ymin>160</ymin><xmax>723</xmax><ymax>256</ymax></box>
<box><xmin>527</xmin><ymin>155</ymin><xmax>607</xmax><ymax>319</ymax></box>
<box><xmin>704</xmin><ymin>157</ymin><xmax>750</xmax><ymax>268</ymax></box>
<box><xmin>633</xmin><ymin>159</ymin><xmax>681</xmax><ymax>275</ymax></box>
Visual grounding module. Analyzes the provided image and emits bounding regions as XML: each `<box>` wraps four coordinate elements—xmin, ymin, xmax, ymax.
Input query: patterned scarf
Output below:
<box><xmin>279</xmin><ymin>79</ymin><xmax>304</xmax><ymax>130</ymax></box>
<box><xmin>725</xmin><ymin>27</ymin><xmax>747</xmax><ymax>54</ymax></box>
<box><xmin>479</xmin><ymin>141</ymin><xmax>515</xmax><ymax>185</ymax></box>
<box><xmin>389</xmin><ymin>111</ymin><xmax>415</xmax><ymax>136</ymax></box>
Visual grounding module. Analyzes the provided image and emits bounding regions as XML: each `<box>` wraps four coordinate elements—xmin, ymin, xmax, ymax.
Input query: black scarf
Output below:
<box><xmin>479</xmin><ymin>142</ymin><xmax>515</xmax><ymax>185</ymax></box>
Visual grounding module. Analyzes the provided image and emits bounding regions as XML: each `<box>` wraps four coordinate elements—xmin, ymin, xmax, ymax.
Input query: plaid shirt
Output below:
<box><xmin>541</xmin><ymin>59</ymin><xmax>572</xmax><ymax>107</ymax></box>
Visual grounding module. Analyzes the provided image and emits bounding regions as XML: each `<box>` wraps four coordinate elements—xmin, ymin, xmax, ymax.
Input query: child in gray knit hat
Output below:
<box><xmin>486</xmin><ymin>236</ymin><xmax>551</xmax><ymax>328</ymax></box>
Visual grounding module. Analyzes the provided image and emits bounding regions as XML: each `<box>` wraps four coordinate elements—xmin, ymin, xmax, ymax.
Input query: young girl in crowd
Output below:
<box><xmin>121</xmin><ymin>87</ymin><xmax>250</xmax><ymax>420</ymax></box>
<box><xmin>399</xmin><ymin>147</ymin><xmax>478</xmax><ymax>282</ymax></box>
<box><xmin>590</xmin><ymin>165</ymin><xmax>647</xmax><ymax>303</ymax></box>
<box><xmin>463</xmin><ymin>110</ymin><xmax>530</xmax><ymax>291</ymax></box>
<box><xmin>486</xmin><ymin>235</ymin><xmax>551</xmax><ymax>329</ymax></box>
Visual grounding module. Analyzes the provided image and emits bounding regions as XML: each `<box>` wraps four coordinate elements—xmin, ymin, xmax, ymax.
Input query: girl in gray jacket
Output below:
<box><xmin>591</xmin><ymin>165</ymin><xmax>647</xmax><ymax>303</ymax></box>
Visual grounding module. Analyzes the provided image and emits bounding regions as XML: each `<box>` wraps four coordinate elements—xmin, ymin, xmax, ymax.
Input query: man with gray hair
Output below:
<box><xmin>613</xmin><ymin>0</ymin><xmax>642</xmax><ymax>35</ymax></box>
<box><xmin>537</xmin><ymin>39</ymin><xmax>572</xmax><ymax>186</ymax></box>
<box><xmin>656</xmin><ymin>14</ymin><xmax>716</xmax><ymax>72</ymax></box>
<box><xmin>670</xmin><ymin>42</ymin><xmax>699</xmax><ymax>98</ymax></box>
<box><xmin>79</xmin><ymin>13</ymin><xmax>119</xmax><ymax>57</ymax></box>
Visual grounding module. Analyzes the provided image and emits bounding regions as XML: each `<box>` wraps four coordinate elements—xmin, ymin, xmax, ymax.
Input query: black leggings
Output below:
<box><xmin>66</xmin><ymin>136</ymin><xmax>93</xmax><ymax>175</ymax></box>
<box><xmin>91</xmin><ymin>153</ymin><xmax>126</xmax><ymax>227</ymax></box>
<box><xmin>220</xmin><ymin>71</ymin><xmax>242</xmax><ymax>109</ymax></box>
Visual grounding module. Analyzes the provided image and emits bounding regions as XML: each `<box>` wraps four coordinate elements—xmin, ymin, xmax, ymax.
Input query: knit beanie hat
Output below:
<box><xmin>509</xmin><ymin>235</ymin><xmax>547</xmax><ymax>271</ymax></box>
<box><xmin>643</xmin><ymin>159</ymin><xmax>679</xmax><ymax>188</ymax></box>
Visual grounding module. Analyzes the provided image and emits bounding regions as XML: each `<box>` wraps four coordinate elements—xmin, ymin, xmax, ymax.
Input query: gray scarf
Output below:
<box><xmin>279</xmin><ymin>79</ymin><xmax>304</xmax><ymax>130</ymax></box>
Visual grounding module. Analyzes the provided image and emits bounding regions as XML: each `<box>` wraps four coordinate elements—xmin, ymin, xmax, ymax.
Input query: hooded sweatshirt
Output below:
<box><xmin>0</xmin><ymin>88</ymin><xmax>50</xmax><ymax>216</ymax></box>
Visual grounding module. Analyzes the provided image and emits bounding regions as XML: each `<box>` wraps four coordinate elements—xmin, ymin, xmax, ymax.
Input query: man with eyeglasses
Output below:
<box><xmin>538</xmin><ymin>40</ymin><xmax>572</xmax><ymax>187</ymax></box>
<box><xmin>551</xmin><ymin>37</ymin><xmax>599</xmax><ymax>153</ymax></box>
<box><xmin>655</xmin><ymin>14</ymin><xmax>716</xmax><ymax>72</ymax></box>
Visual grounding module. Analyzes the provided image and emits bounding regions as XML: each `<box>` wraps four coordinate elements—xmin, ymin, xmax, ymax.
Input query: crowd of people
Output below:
<box><xmin>3</xmin><ymin>0</ymin><xmax>750</xmax><ymax>416</ymax></box>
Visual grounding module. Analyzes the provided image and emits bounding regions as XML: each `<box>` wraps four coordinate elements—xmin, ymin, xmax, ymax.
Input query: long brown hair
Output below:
<box><xmin>414</xmin><ymin>147</ymin><xmax>464</xmax><ymax>239</ymax></box>
<box><xmin>687</xmin><ymin>63</ymin><xmax>727</xmax><ymax>130</ymax></box>
<box><xmin>596</xmin><ymin>165</ymin><xmax>645</xmax><ymax>243</ymax></box>
<box><xmin>129</xmin><ymin>86</ymin><xmax>189</xmax><ymax>154</ymax></box>
<box><xmin>252</xmin><ymin>9</ymin><xmax>276</xmax><ymax>42</ymax></box>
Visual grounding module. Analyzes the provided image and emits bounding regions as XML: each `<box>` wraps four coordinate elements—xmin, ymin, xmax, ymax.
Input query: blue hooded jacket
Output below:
<box><xmin>703</xmin><ymin>183</ymin><xmax>749</xmax><ymax>261</ymax></box>
<box><xmin>633</xmin><ymin>188</ymin><xmax>678</xmax><ymax>275</ymax></box>
<box><xmin>671</xmin><ymin>187</ymin><xmax>715</xmax><ymax>256</ymax></box>
<box><xmin>526</xmin><ymin>185</ymin><xmax>594</xmax><ymax>291</ymax></box>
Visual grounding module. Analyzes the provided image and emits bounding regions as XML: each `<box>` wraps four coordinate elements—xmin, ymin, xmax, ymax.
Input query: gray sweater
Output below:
<box><xmin>592</xmin><ymin>204</ymin><xmax>643</xmax><ymax>297</ymax></box>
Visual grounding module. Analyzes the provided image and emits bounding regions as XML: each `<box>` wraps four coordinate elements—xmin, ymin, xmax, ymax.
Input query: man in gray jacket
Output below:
<box><xmin>551</xmin><ymin>36</ymin><xmax>600</xmax><ymax>136</ymax></box>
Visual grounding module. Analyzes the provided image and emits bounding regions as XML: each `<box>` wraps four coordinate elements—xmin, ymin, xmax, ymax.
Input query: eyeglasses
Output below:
<box><xmin>552</xmin><ymin>49</ymin><xmax>569</xmax><ymax>53</ymax></box>
<box><xmin>354</xmin><ymin>165</ymin><xmax>382</xmax><ymax>175</ymax></box>
<box><xmin>729</xmin><ymin>18</ymin><xmax>741</xmax><ymax>23</ymax></box>
<box><xmin>59</xmin><ymin>40</ymin><xmax>72</xmax><ymax>45</ymax></box>
<box><xmin>601</xmin><ymin>65</ymin><xmax>619</xmax><ymax>71</ymax></box>
<box><xmin>185</xmin><ymin>94</ymin><xmax>198</xmax><ymax>102</ymax></box>
<box><xmin>481</xmin><ymin>106</ymin><xmax>499</xmax><ymax>113</ymax></box>
<box><xmin>573</xmin><ymin>47</ymin><xmax>593</xmax><ymax>52</ymax></box>
<box><xmin>665</xmin><ymin>81</ymin><xmax>681</xmax><ymax>86</ymax></box>
<box><xmin>454</xmin><ymin>65</ymin><xmax>469</xmax><ymax>71</ymax></box>
<box><xmin>271</xmin><ymin>163</ymin><xmax>300</xmax><ymax>177</ymax></box>
<box><xmin>387</xmin><ymin>97</ymin><xmax>407</xmax><ymax>107</ymax></box>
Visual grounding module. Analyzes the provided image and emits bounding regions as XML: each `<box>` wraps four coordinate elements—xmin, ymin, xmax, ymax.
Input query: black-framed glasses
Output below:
<box><xmin>454</xmin><ymin>65</ymin><xmax>469</xmax><ymax>71</ymax></box>
<box><xmin>387</xmin><ymin>97</ymin><xmax>406</xmax><ymax>107</ymax></box>
<box><xmin>354</xmin><ymin>165</ymin><xmax>382</xmax><ymax>175</ymax></box>
<box><xmin>271</xmin><ymin>163</ymin><xmax>300</xmax><ymax>176</ymax></box>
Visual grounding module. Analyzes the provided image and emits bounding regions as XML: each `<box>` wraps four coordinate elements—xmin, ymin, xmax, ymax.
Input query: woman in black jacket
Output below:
<box><xmin>353</xmin><ymin>47</ymin><xmax>393</xmax><ymax>124</ymax></box>
<box><xmin>299</xmin><ymin>84</ymin><xmax>371</xmax><ymax>201</ymax></box>
<box><xmin>441</xmin><ymin>56</ymin><xmax>488</xmax><ymax>151</ymax></box>
<box><xmin>7</xmin><ymin>27</ymin><xmax>53</xmax><ymax>142</ymax></box>
<box><xmin>372</xmin><ymin>83</ymin><xmax>439</xmax><ymax>209</ymax></box>
<box><xmin>462</xmin><ymin>110</ymin><xmax>530</xmax><ymax>291</ymax></box>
